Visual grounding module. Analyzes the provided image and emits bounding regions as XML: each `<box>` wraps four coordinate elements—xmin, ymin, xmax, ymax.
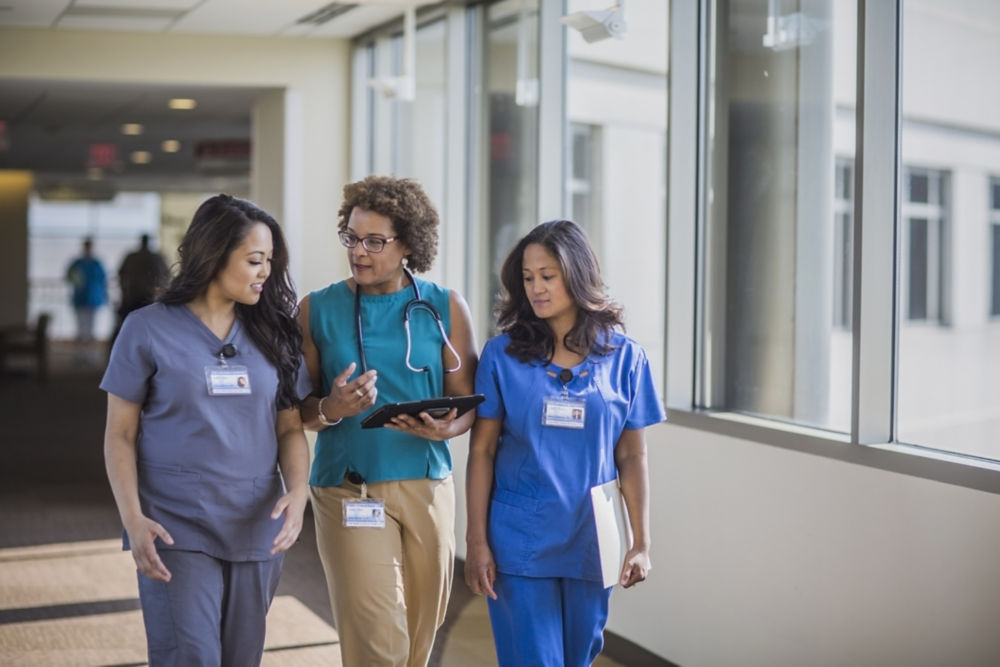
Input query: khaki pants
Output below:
<box><xmin>311</xmin><ymin>476</ymin><xmax>455</xmax><ymax>667</ymax></box>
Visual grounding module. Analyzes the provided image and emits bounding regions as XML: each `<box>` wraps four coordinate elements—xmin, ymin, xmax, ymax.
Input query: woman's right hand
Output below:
<box><xmin>124</xmin><ymin>515</ymin><xmax>174</xmax><ymax>582</ymax></box>
<box><xmin>321</xmin><ymin>362</ymin><xmax>378</xmax><ymax>420</ymax></box>
<box><xmin>464</xmin><ymin>541</ymin><xmax>498</xmax><ymax>600</ymax></box>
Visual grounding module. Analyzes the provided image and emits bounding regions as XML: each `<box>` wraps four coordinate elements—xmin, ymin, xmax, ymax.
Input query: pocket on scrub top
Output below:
<box><xmin>138</xmin><ymin>462</ymin><xmax>202</xmax><ymax>520</ymax></box>
<box><xmin>488</xmin><ymin>488</ymin><xmax>540</xmax><ymax>565</ymax></box>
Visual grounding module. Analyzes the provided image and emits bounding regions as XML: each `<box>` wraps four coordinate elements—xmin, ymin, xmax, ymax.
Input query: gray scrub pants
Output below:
<box><xmin>137</xmin><ymin>549</ymin><xmax>283</xmax><ymax>667</ymax></box>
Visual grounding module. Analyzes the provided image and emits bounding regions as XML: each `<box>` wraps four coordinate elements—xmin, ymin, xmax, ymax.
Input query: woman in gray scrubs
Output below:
<box><xmin>102</xmin><ymin>195</ymin><xmax>311</xmax><ymax>666</ymax></box>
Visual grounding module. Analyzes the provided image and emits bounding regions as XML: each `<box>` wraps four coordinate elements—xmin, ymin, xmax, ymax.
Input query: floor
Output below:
<box><xmin>0</xmin><ymin>342</ymin><xmax>669</xmax><ymax>666</ymax></box>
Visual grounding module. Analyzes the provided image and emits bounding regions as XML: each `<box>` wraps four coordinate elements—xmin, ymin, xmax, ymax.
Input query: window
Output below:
<box><xmin>567</xmin><ymin>122</ymin><xmax>600</xmax><ymax>238</ymax></box>
<box><xmin>991</xmin><ymin>178</ymin><xmax>1000</xmax><ymax>316</ymax></box>
<box><xmin>901</xmin><ymin>167</ymin><xmax>949</xmax><ymax>323</ymax></box>
<box><xmin>477</xmin><ymin>1</ymin><xmax>540</xmax><ymax>322</ymax></box>
<box><xmin>895</xmin><ymin>0</ymin><xmax>1000</xmax><ymax>460</ymax></box>
<box><xmin>833</xmin><ymin>158</ymin><xmax>854</xmax><ymax>330</ymax></box>
<box><xmin>696</xmin><ymin>0</ymin><xmax>854</xmax><ymax>433</ymax></box>
<box><xmin>565</xmin><ymin>0</ymin><xmax>668</xmax><ymax>387</ymax></box>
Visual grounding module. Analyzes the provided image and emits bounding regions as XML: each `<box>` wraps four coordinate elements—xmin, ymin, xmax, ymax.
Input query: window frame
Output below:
<box><xmin>666</xmin><ymin>0</ymin><xmax>1000</xmax><ymax>493</ymax></box>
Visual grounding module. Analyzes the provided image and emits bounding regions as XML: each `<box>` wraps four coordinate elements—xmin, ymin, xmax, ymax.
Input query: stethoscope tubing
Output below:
<box><xmin>354</xmin><ymin>267</ymin><xmax>461</xmax><ymax>375</ymax></box>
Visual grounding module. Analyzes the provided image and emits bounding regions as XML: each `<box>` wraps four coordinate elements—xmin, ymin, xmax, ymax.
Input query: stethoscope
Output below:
<box><xmin>354</xmin><ymin>266</ymin><xmax>462</xmax><ymax>374</ymax></box>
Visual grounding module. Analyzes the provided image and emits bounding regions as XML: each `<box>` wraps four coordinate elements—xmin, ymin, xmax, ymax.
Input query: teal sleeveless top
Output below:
<box><xmin>308</xmin><ymin>277</ymin><xmax>453</xmax><ymax>485</ymax></box>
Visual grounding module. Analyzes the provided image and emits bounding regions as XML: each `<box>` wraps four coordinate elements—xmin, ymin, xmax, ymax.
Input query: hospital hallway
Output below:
<box><xmin>0</xmin><ymin>343</ymin><xmax>665</xmax><ymax>666</ymax></box>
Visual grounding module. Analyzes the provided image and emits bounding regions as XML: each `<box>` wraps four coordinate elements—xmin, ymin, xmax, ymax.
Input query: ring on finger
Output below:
<box><xmin>355</xmin><ymin>388</ymin><xmax>363</xmax><ymax>398</ymax></box>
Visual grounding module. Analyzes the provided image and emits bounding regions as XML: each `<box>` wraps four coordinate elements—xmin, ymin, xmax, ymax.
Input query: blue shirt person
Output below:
<box><xmin>102</xmin><ymin>195</ymin><xmax>311</xmax><ymax>667</ymax></box>
<box><xmin>65</xmin><ymin>237</ymin><xmax>107</xmax><ymax>346</ymax></box>
<box><xmin>466</xmin><ymin>219</ymin><xmax>665</xmax><ymax>667</ymax></box>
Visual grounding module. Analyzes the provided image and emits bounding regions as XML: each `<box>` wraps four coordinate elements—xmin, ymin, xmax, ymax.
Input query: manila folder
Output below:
<box><xmin>590</xmin><ymin>478</ymin><xmax>632</xmax><ymax>589</ymax></box>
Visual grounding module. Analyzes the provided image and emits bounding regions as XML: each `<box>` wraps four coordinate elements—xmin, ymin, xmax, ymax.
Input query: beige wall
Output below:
<box><xmin>0</xmin><ymin>171</ymin><xmax>32</xmax><ymax>326</ymax></box>
<box><xmin>0</xmin><ymin>27</ymin><xmax>351</xmax><ymax>295</ymax></box>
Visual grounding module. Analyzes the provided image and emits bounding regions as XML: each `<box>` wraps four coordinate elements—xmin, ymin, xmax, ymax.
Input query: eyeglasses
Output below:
<box><xmin>338</xmin><ymin>231</ymin><xmax>398</xmax><ymax>254</ymax></box>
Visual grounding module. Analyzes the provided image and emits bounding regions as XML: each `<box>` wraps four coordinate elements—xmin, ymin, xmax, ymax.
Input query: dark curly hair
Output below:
<box><xmin>496</xmin><ymin>219</ymin><xmax>624</xmax><ymax>363</ymax></box>
<box><xmin>160</xmin><ymin>194</ymin><xmax>303</xmax><ymax>409</ymax></box>
<box><xmin>337</xmin><ymin>175</ymin><xmax>439</xmax><ymax>273</ymax></box>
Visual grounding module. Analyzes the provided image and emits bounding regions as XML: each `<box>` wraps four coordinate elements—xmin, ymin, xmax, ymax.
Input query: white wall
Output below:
<box><xmin>0</xmin><ymin>28</ymin><xmax>352</xmax><ymax>295</ymax></box>
<box><xmin>450</xmin><ymin>418</ymin><xmax>1000</xmax><ymax>665</ymax></box>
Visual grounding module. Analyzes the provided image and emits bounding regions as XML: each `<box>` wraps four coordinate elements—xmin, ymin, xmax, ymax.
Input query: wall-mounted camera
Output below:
<box><xmin>560</xmin><ymin>1</ymin><xmax>626</xmax><ymax>43</ymax></box>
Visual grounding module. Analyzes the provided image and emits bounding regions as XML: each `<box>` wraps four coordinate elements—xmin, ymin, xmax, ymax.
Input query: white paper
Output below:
<box><xmin>590</xmin><ymin>478</ymin><xmax>633</xmax><ymax>589</ymax></box>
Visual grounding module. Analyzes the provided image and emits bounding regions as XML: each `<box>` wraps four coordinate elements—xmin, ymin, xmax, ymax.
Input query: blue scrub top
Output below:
<box><xmin>308</xmin><ymin>277</ymin><xmax>454</xmax><ymax>486</ymax></box>
<box><xmin>475</xmin><ymin>331</ymin><xmax>665</xmax><ymax>582</ymax></box>
<box><xmin>100</xmin><ymin>303</ymin><xmax>311</xmax><ymax>561</ymax></box>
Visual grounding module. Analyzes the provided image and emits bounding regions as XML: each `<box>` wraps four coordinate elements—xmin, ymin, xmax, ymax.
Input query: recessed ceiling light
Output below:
<box><xmin>131</xmin><ymin>150</ymin><xmax>152</xmax><ymax>164</ymax></box>
<box><xmin>161</xmin><ymin>140</ymin><xmax>181</xmax><ymax>153</ymax></box>
<box><xmin>168</xmin><ymin>98</ymin><xmax>197</xmax><ymax>110</ymax></box>
<box><xmin>121</xmin><ymin>123</ymin><xmax>143</xmax><ymax>136</ymax></box>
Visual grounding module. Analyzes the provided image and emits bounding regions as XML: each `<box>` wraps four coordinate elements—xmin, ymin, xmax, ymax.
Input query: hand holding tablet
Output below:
<box><xmin>360</xmin><ymin>394</ymin><xmax>485</xmax><ymax>429</ymax></box>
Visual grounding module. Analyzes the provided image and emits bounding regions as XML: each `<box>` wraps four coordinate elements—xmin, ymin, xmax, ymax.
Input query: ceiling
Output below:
<box><xmin>0</xmin><ymin>0</ymin><xmax>438</xmax><ymax>196</ymax></box>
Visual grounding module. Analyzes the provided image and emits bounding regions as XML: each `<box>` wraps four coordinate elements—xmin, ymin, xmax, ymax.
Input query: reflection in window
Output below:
<box><xmin>897</xmin><ymin>0</ymin><xmax>1000</xmax><ymax>459</ymax></box>
<box><xmin>701</xmin><ymin>0</ymin><xmax>852</xmax><ymax>432</ymax></box>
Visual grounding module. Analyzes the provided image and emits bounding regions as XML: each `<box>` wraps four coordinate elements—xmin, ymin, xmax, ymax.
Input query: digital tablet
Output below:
<box><xmin>360</xmin><ymin>394</ymin><xmax>486</xmax><ymax>429</ymax></box>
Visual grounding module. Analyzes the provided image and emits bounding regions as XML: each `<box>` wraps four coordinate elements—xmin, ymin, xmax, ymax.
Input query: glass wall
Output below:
<box><xmin>896</xmin><ymin>0</ymin><xmax>1000</xmax><ymax>460</ymax></box>
<box><xmin>352</xmin><ymin>14</ymin><xmax>449</xmax><ymax>285</ymax></box>
<box><xmin>565</xmin><ymin>0</ymin><xmax>668</xmax><ymax>387</ymax></box>
<box><xmin>700</xmin><ymin>0</ymin><xmax>855</xmax><ymax>432</ymax></box>
<box><xmin>479</xmin><ymin>0</ymin><xmax>539</xmax><ymax>321</ymax></box>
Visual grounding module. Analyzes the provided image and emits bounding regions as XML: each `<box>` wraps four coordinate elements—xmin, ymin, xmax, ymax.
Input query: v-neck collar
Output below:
<box><xmin>178</xmin><ymin>303</ymin><xmax>241</xmax><ymax>348</ymax></box>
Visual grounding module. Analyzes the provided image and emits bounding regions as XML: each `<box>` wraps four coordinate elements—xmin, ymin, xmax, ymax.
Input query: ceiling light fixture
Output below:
<box><xmin>297</xmin><ymin>2</ymin><xmax>356</xmax><ymax>26</ymax></box>
<box><xmin>131</xmin><ymin>150</ymin><xmax>152</xmax><ymax>164</ymax></box>
<box><xmin>121</xmin><ymin>123</ymin><xmax>143</xmax><ymax>136</ymax></box>
<box><xmin>161</xmin><ymin>140</ymin><xmax>181</xmax><ymax>153</ymax></box>
<box><xmin>168</xmin><ymin>98</ymin><xmax>197</xmax><ymax>110</ymax></box>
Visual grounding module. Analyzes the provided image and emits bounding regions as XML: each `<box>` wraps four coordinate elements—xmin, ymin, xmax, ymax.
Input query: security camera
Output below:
<box><xmin>560</xmin><ymin>2</ymin><xmax>626</xmax><ymax>43</ymax></box>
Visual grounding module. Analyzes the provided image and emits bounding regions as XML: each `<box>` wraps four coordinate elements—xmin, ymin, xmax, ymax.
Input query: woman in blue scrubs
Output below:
<box><xmin>466</xmin><ymin>219</ymin><xmax>665</xmax><ymax>666</ymax></box>
<box><xmin>102</xmin><ymin>195</ymin><xmax>311</xmax><ymax>666</ymax></box>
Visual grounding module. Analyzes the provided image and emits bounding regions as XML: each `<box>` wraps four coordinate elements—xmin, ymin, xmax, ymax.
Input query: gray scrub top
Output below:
<box><xmin>100</xmin><ymin>302</ymin><xmax>311</xmax><ymax>562</ymax></box>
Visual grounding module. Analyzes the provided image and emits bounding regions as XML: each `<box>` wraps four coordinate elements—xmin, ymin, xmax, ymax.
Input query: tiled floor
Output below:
<box><xmin>0</xmin><ymin>343</ymin><xmax>664</xmax><ymax>666</ymax></box>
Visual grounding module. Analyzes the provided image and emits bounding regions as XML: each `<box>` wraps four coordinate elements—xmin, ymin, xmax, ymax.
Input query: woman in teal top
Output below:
<box><xmin>298</xmin><ymin>176</ymin><xmax>478</xmax><ymax>667</ymax></box>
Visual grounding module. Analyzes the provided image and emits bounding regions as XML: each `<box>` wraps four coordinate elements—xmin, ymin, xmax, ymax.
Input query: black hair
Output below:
<box><xmin>495</xmin><ymin>219</ymin><xmax>623</xmax><ymax>363</ymax></box>
<box><xmin>160</xmin><ymin>194</ymin><xmax>302</xmax><ymax>409</ymax></box>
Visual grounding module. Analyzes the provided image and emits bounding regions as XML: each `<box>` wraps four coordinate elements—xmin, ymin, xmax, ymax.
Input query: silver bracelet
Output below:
<box><xmin>316</xmin><ymin>396</ymin><xmax>342</xmax><ymax>427</ymax></box>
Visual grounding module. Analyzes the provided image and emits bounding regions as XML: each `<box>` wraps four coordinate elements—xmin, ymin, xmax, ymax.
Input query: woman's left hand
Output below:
<box><xmin>384</xmin><ymin>408</ymin><xmax>458</xmax><ymax>441</ymax></box>
<box><xmin>619</xmin><ymin>546</ymin><xmax>651</xmax><ymax>588</ymax></box>
<box><xmin>269</xmin><ymin>486</ymin><xmax>308</xmax><ymax>554</ymax></box>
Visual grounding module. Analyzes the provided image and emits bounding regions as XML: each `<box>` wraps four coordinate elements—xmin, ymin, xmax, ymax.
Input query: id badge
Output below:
<box><xmin>205</xmin><ymin>365</ymin><xmax>251</xmax><ymax>395</ymax></box>
<box><xmin>542</xmin><ymin>395</ymin><xmax>586</xmax><ymax>429</ymax></box>
<box><xmin>343</xmin><ymin>499</ymin><xmax>386</xmax><ymax>528</ymax></box>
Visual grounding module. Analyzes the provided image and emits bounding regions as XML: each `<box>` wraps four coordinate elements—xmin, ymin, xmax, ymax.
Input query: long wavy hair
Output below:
<box><xmin>160</xmin><ymin>194</ymin><xmax>302</xmax><ymax>409</ymax></box>
<box><xmin>496</xmin><ymin>219</ymin><xmax>624</xmax><ymax>363</ymax></box>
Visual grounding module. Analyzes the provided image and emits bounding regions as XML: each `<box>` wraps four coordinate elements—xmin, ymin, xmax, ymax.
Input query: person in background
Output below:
<box><xmin>102</xmin><ymin>195</ymin><xmax>311</xmax><ymax>666</ymax></box>
<box><xmin>112</xmin><ymin>233</ymin><xmax>169</xmax><ymax>347</ymax></box>
<box><xmin>65</xmin><ymin>237</ymin><xmax>107</xmax><ymax>360</ymax></box>
<box><xmin>465</xmin><ymin>219</ymin><xmax>665</xmax><ymax>667</ymax></box>
<box><xmin>299</xmin><ymin>175</ymin><xmax>479</xmax><ymax>667</ymax></box>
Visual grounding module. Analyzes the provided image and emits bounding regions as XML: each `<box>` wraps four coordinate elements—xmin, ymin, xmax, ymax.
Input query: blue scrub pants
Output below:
<box><xmin>487</xmin><ymin>572</ymin><xmax>611</xmax><ymax>667</ymax></box>
<box><xmin>137</xmin><ymin>549</ymin><xmax>283</xmax><ymax>667</ymax></box>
